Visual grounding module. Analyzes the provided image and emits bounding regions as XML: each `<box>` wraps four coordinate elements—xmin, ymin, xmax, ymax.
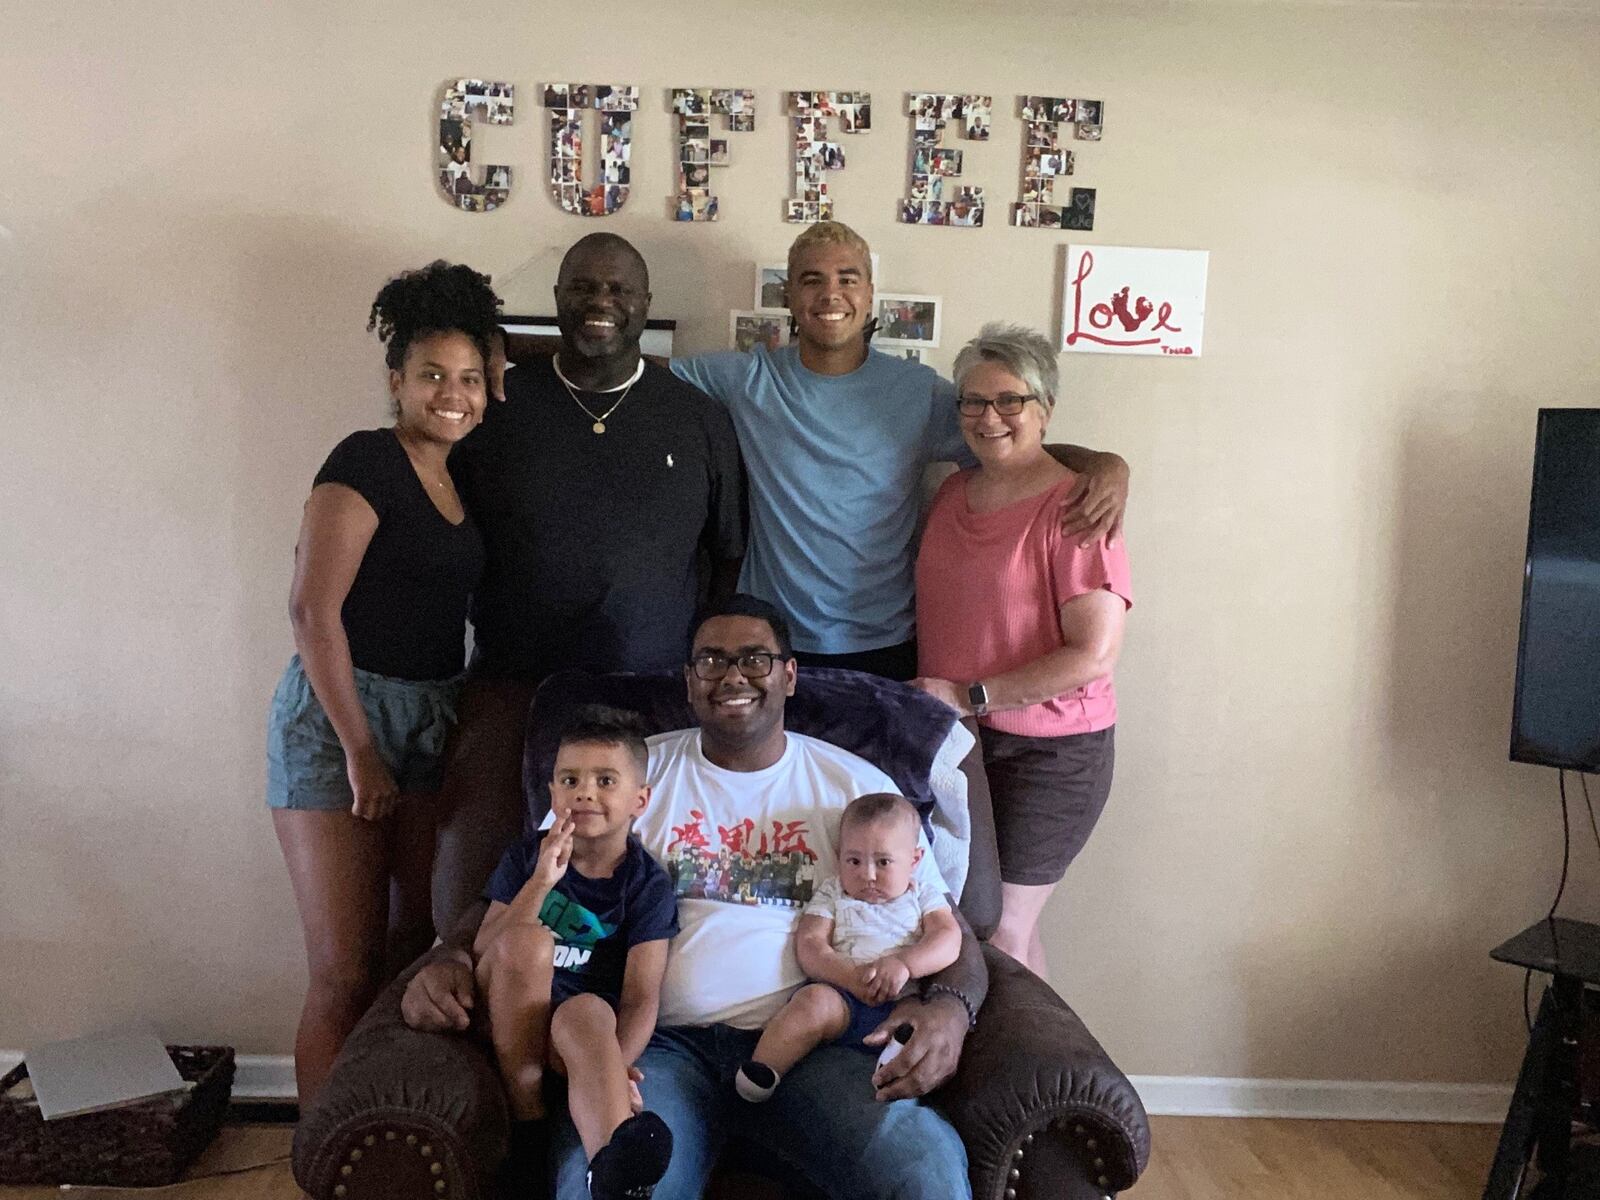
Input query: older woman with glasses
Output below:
<box><xmin>911</xmin><ymin>323</ymin><xmax>1131</xmax><ymax>983</ymax></box>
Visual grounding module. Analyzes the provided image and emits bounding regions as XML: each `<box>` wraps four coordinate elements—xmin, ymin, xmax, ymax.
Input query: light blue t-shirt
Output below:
<box><xmin>672</xmin><ymin>345</ymin><xmax>971</xmax><ymax>655</ymax></box>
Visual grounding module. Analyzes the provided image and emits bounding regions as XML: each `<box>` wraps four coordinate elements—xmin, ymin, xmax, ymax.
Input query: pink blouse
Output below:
<box><xmin>915</xmin><ymin>470</ymin><xmax>1132</xmax><ymax>737</ymax></box>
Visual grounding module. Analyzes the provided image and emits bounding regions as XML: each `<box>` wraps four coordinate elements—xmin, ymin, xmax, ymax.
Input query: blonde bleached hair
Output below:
<box><xmin>786</xmin><ymin>221</ymin><xmax>874</xmax><ymax>283</ymax></box>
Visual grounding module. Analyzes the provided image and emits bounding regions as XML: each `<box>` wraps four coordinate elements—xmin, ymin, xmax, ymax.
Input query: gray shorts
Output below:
<box><xmin>979</xmin><ymin>724</ymin><xmax>1114</xmax><ymax>886</ymax></box>
<box><xmin>265</xmin><ymin>655</ymin><xmax>462</xmax><ymax>810</ymax></box>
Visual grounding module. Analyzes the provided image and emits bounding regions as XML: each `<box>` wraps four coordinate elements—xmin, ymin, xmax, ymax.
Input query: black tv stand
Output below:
<box><xmin>1484</xmin><ymin>918</ymin><xmax>1600</xmax><ymax>1199</ymax></box>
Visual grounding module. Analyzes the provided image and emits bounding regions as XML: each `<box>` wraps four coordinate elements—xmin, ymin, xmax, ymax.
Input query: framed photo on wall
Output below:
<box><xmin>753</xmin><ymin>263</ymin><xmax>788</xmax><ymax>310</ymax></box>
<box><xmin>729</xmin><ymin>308</ymin><xmax>791</xmax><ymax>353</ymax></box>
<box><xmin>872</xmin><ymin>292</ymin><xmax>941</xmax><ymax>348</ymax></box>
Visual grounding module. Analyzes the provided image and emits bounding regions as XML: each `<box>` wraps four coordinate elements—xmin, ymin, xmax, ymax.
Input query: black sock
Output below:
<box><xmin>587</xmin><ymin>1111</ymin><xmax>673</xmax><ymax>1199</ymax></box>
<box><xmin>498</xmin><ymin>1119</ymin><xmax>549</xmax><ymax>1195</ymax></box>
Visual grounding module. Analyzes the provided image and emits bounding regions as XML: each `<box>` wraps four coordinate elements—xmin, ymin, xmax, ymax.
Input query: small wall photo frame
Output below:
<box><xmin>872</xmin><ymin>293</ymin><xmax>942</xmax><ymax>348</ymax></box>
<box><xmin>753</xmin><ymin>263</ymin><xmax>789</xmax><ymax>310</ymax></box>
<box><xmin>730</xmin><ymin>309</ymin><xmax>792</xmax><ymax>353</ymax></box>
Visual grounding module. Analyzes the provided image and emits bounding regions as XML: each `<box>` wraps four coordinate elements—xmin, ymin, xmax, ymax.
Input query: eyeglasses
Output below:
<box><xmin>688</xmin><ymin>651</ymin><xmax>787</xmax><ymax>681</ymax></box>
<box><xmin>957</xmin><ymin>394</ymin><xmax>1039</xmax><ymax>417</ymax></box>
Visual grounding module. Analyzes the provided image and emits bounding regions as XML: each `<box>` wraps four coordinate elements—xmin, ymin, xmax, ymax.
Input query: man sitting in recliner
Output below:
<box><xmin>400</xmin><ymin>594</ymin><xmax>987</xmax><ymax>1199</ymax></box>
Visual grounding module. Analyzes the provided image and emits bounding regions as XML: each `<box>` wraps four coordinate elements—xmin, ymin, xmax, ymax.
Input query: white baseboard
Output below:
<box><xmin>1130</xmin><ymin>1075</ymin><xmax>1511</xmax><ymax>1124</ymax></box>
<box><xmin>1</xmin><ymin>1050</ymin><xmax>1511</xmax><ymax>1122</ymax></box>
<box><xmin>0</xmin><ymin>1050</ymin><xmax>298</xmax><ymax>1104</ymax></box>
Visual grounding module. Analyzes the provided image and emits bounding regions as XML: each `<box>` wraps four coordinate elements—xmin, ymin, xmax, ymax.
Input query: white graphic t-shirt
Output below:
<box><xmin>635</xmin><ymin>728</ymin><xmax>949</xmax><ymax>1029</ymax></box>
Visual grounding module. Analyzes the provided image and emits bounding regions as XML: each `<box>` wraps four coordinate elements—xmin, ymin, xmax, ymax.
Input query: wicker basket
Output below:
<box><xmin>0</xmin><ymin>1045</ymin><xmax>235</xmax><ymax>1186</ymax></box>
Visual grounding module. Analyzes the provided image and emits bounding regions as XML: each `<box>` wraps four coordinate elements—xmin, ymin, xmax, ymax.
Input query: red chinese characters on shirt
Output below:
<box><xmin>766</xmin><ymin>819</ymin><xmax>815</xmax><ymax>859</ymax></box>
<box><xmin>668</xmin><ymin>811</ymin><xmax>712</xmax><ymax>853</ymax></box>
<box><xmin>668</xmin><ymin>812</ymin><xmax>816</xmax><ymax>861</ymax></box>
<box><xmin>717</xmin><ymin>817</ymin><xmax>758</xmax><ymax>854</ymax></box>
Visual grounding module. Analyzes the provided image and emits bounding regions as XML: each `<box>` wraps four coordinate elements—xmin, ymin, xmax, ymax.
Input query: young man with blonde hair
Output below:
<box><xmin>672</xmin><ymin>220</ymin><xmax>1128</xmax><ymax>680</ymax></box>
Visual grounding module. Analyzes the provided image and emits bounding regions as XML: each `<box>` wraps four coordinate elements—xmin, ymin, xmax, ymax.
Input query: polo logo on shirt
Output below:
<box><xmin>666</xmin><ymin>453</ymin><xmax>674</xmax><ymax>468</ymax></box>
<box><xmin>538</xmin><ymin>891</ymin><xmax>616</xmax><ymax>948</ymax></box>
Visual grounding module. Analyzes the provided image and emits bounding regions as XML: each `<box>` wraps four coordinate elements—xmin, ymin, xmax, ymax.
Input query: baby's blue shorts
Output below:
<box><xmin>827</xmin><ymin>986</ymin><xmax>896</xmax><ymax>1049</ymax></box>
<box><xmin>265</xmin><ymin>655</ymin><xmax>462</xmax><ymax>811</ymax></box>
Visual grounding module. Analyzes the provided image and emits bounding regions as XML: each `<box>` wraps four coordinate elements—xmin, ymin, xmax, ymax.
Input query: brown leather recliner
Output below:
<box><xmin>292</xmin><ymin>670</ymin><xmax>1150</xmax><ymax>1199</ymax></box>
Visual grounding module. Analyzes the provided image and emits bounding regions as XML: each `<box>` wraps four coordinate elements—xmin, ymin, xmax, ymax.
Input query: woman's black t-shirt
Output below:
<box><xmin>313</xmin><ymin>429</ymin><xmax>485</xmax><ymax>681</ymax></box>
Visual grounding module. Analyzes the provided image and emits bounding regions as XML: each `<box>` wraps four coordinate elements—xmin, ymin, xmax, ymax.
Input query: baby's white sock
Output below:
<box><xmin>734</xmin><ymin>1060</ymin><xmax>779</xmax><ymax>1103</ymax></box>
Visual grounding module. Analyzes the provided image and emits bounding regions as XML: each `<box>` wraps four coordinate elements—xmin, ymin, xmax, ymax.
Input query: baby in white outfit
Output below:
<box><xmin>734</xmin><ymin>793</ymin><xmax>962</xmax><ymax>1102</ymax></box>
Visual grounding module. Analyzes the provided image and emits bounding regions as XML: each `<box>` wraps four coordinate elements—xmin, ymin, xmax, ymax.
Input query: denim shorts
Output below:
<box><xmin>265</xmin><ymin>655</ymin><xmax>463</xmax><ymax>810</ymax></box>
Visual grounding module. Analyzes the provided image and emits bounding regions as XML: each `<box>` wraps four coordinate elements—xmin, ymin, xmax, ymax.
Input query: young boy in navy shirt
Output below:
<box><xmin>474</xmin><ymin>707</ymin><xmax>678</xmax><ymax>1199</ymax></box>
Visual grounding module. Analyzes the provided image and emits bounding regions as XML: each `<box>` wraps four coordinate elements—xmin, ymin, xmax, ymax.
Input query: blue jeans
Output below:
<box><xmin>550</xmin><ymin>1024</ymin><xmax>971</xmax><ymax>1200</ymax></box>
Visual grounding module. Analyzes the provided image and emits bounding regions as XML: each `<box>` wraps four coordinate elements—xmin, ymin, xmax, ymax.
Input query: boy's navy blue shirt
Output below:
<box><xmin>483</xmin><ymin>831</ymin><xmax>678</xmax><ymax>1005</ymax></box>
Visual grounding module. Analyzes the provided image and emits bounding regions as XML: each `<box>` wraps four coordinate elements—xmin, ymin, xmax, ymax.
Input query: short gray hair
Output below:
<box><xmin>952</xmin><ymin>322</ymin><xmax>1060</xmax><ymax>413</ymax></box>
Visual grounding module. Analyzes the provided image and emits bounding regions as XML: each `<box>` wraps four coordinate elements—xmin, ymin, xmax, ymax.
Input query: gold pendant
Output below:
<box><xmin>592</xmin><ymin>421</ymin><xmax>606</xmax><ymax>434</ymax></box>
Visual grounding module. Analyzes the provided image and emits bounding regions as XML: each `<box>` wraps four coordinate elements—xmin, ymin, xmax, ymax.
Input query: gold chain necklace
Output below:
<box><xmin>551</xmin><ymin>356</ymin><xmax>644</xmax><ymax>435</ymax></box>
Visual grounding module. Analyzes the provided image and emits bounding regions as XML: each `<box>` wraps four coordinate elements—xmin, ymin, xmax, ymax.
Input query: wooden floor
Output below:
<box><xmin>1129</xmin><ymin>1116</ymin><xmax>1499</xmax><ymax>1199</ymax></box>
<box><xmin>0</xmin><ymin>1117</ymin><xmax>1503</xmax><ymax>1199</ymax></box>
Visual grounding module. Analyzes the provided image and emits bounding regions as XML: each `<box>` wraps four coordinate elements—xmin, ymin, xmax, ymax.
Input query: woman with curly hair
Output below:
<box><xmin>266</xmin><ymin>261</ymin><xmax>500</xmax><ymax>1103</ymax></box>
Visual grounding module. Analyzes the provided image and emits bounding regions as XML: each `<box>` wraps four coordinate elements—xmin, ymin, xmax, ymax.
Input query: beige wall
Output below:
<box><xmin>4</xmin><ymin>0</ymin><xmax>1598</xmax><ymax>1085</ymax></box>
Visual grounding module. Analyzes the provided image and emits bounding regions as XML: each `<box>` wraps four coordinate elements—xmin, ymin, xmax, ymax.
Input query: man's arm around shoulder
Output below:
<box><xmin>1044</xmin><ymin>443</ymin><xmax>1131</xmax><ymax>545</ymax></box>
<box><xmin>669</xmin><ymin>350</ymin><xmax>757</xmax><ymax>405</ymax></box>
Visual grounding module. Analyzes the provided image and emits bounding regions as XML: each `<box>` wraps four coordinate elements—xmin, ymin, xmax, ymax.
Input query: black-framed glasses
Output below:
<box><xmin>688</xmin><ymin>651</ymin><xmax>787</xmax><ymax>681</ymax></box>
<box><xmin>957</xmin><ymin>393</ymin><xmax>1039</xmax><ymax>417</ymax></box>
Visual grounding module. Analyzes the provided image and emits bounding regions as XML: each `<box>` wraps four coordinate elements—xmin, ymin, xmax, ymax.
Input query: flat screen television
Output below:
<box><xmin>1510</xmin><ymin>408</ymin><xmax>1600</xmax><ymax>773</ymax></box>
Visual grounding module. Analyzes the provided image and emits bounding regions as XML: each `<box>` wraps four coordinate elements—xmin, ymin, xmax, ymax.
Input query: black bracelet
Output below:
<box><xmin>920</xmin><ymin>980</ymin><xmax>979</xmax><ymax>1031</ymax></box>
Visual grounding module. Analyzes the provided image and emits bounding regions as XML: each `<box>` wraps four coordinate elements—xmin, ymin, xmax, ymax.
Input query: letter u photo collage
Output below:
<box><xmin>730</xmin><ymin>252</ymin><xmax>939</xmax><ymax>364</ymax></box>
<box><xmin>545</xmin><ymin>83</ymin><xmax>639</xmax><ymax>217</ymax></box>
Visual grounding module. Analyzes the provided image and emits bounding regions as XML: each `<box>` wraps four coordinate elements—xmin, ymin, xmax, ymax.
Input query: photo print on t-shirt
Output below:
<box><xmin>666</xmin><ymin>811</ymin><xmax>819</xmax><ymax>907</ymax></box>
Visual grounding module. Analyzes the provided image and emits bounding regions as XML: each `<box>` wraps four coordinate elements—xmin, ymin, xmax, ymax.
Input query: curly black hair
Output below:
<box><xmin>366</xmin><ymin>260</ymin><xmax>502</xmax><ymax>374</ymax></box>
